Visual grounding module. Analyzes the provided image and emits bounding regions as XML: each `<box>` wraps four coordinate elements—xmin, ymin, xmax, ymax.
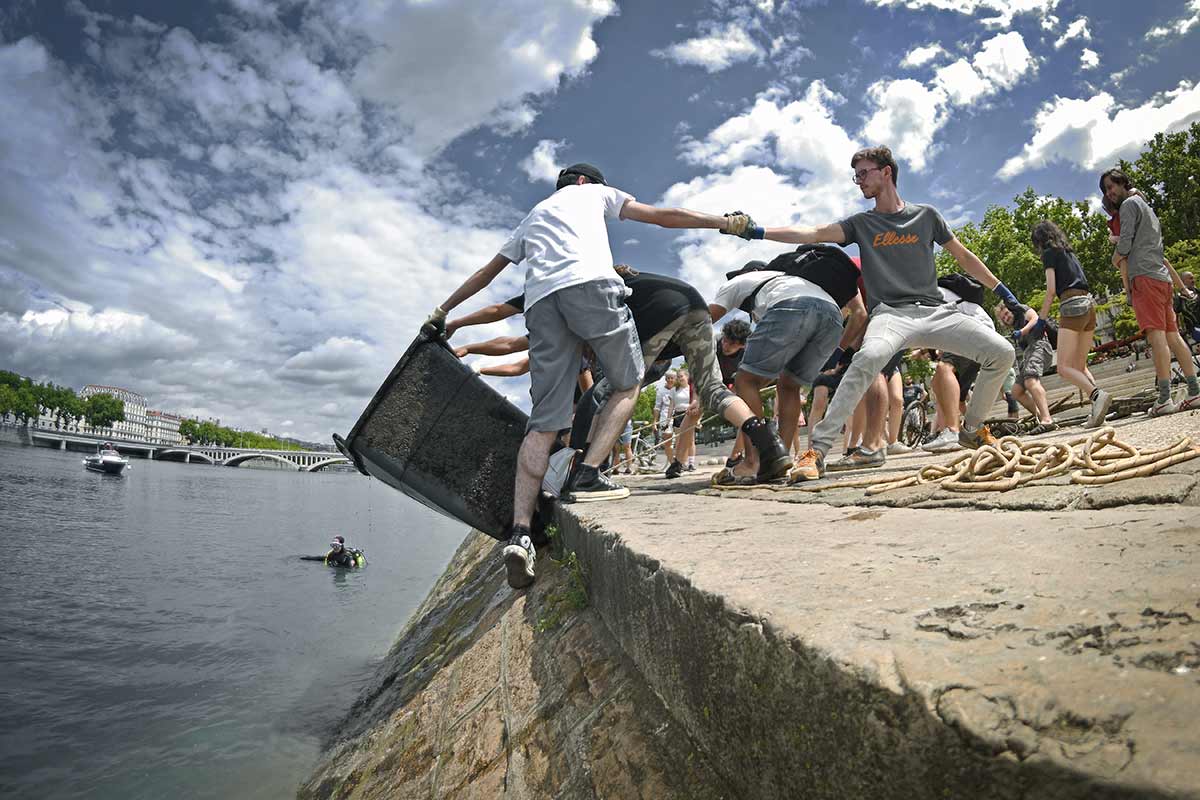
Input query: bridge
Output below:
<box><xmin>28</xmin><ymin>429</ymin><xmax>352</xmax><ymax>472</ymax></box>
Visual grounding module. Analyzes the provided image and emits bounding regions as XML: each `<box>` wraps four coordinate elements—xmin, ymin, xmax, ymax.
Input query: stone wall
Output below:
<box><xmin>298</xmin><ymin>531</ymin><xmax>733</xmax><ymax>799</ymax></box>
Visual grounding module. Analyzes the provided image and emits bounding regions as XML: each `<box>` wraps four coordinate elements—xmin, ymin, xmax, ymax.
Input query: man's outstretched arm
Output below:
<box><xmin>759</xmin><ymin>222</ymin><xmax>847</xmax><ymax>245</ymax></box>
<box><xmin>446</xmin><ymin>301</ymin><xmax>521</xmax><ymax>339</ymax></box>
<box><xmin>620</xmin><ymin>200</ymin><xmax>744</xmax><ymax>232</ymax></box>
<box><xmin>423</xmin><ymin>253</ymin><xmax>512</xmax><ymax>337</ymax></box>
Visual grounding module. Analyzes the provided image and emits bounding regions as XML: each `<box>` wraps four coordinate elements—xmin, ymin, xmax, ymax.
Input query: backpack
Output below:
<box><xmin>936</xmin><ymin>273</ymin><xmax>986</xmax><ymax>308</ymax></box>
<box><xmin>725</xmin><ymin>244</ymin><xmax>861</xmax><ymax>313</ymax></box>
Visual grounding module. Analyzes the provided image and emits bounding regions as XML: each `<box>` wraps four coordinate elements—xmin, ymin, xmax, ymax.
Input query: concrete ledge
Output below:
<box><xmin>557</xmin><ymin>495</ymin><xmax>1200</xmax><ymax>799</ymax></box>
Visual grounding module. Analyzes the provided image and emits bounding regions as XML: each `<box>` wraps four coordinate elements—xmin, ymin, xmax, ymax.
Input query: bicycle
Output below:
<box><xmin>900</xmin><ymin>394</ymin><xmax>935</xmax><ymax>447</ymax></box>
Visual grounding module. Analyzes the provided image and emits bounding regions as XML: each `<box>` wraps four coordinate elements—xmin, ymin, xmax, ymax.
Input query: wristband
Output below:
<box><xmin>992</xmin><ymin>282</ymin><xmax>1017</xmax><ymax>305</ymax></box>
<box><xmin>747</xmin><ymin>226</ymin><xmax>765</xmax><ymax>240</ymax></box>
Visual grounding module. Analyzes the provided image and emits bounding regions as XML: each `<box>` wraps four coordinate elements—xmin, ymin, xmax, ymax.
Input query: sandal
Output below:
<box><xmin>711</xmin><ymin>467</ymin><xmax>758</xmax><ymax>487</ymax></box>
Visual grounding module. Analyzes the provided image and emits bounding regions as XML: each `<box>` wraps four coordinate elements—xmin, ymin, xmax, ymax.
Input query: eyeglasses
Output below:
<box><xmin>852</xmin><ymin>167</ymin><xmax>883</xmax><ymax>184</ymax></box>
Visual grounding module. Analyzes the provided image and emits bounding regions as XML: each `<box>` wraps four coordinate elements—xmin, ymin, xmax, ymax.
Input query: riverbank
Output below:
<box><xmin>301</xmin><ymin>410</ymin><xmax>1200</xmax><ymax>799</ymax></box>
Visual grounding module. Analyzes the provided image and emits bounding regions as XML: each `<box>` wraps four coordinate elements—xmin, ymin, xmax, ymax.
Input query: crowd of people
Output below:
<box><xmin>422</xmin><ymin>148</ymin><xmax>1200</xmax><ymax>590</ymax></box>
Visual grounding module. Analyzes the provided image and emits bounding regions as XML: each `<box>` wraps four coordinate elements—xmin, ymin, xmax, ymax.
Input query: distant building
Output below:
<box><xmin>80</xmin><ymin>385</ymin><xmax>148</xmax><ymax>440</ymax></box>
<box><xmin>146</xmin><ymin>410</ymin><xmax>183</xmax><ymax>445</ymax></box>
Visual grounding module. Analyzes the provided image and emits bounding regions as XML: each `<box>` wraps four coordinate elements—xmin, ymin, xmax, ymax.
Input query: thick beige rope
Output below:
<box><xmin>712</xmin><ymin>427</ymin><xmax>1200</xmax><ymax>496</ymax></box>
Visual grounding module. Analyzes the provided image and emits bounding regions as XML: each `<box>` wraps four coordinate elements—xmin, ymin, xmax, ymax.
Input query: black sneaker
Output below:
<box><xmin>563</xmin><ymin>464</ymin><xmax>630</xmax><ymax>502</ymax></box>
<box><xmin>502</xmin><ymin>528</ymin><xmax>536</xmax><ymax>589</ymax></box>
<box><xmin>664</xmin><ymin>460</ymin><xmax>683</xmax><ymax>479</ymax></box>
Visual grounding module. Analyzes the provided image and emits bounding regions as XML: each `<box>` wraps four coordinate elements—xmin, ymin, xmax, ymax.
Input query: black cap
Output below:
<box><xmin>558</xmin><ymin>162</ymin><xmax>606</xmax><ymax>185</ymax></box>
<box><xmin>725</xmin><ymin>260</ymin><xmax>767</xmax><ymax>280</ymax></box>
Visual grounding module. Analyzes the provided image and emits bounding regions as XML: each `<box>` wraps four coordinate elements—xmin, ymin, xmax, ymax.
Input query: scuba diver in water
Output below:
<box><xmin>324</xmin><ymin>536</ymin><xmax>361</xmax><ymax>568</ymax></box>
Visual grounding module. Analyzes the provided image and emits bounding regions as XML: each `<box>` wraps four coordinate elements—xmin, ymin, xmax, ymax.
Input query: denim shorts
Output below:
<box><xmin>739</xmin><ymin>297</ymin><xmax>843</xmax><ymax>385</ymax></box>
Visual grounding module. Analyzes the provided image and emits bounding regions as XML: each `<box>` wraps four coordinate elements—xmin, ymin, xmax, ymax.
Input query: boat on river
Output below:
<box><xmin>83</xmin><ymin>442</ymin><xmax>129</xmax><ymax>475</ymax></box>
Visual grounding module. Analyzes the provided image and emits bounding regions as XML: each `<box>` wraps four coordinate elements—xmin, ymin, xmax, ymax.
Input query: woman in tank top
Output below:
<box><xmin>1030</xmin><ymin>220</ymin><xmax>1108</xmax><ymax>428</ymax></box>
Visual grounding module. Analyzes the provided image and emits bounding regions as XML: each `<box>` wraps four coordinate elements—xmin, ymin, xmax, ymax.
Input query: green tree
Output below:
<box><xmin>84</xmin><ymin>393</ymin><xmax>125</xmax><ymax>429</ymax></box>
<box><xmin>633</xmin><ymin>384</ymin><xmax>656</xmax><ymax>423</ymax></box>
<box><xmin>10</xmin><ymin>386</ymin><xmax>39</xmax><ymax>424</ymax></box>
<box><xmin>937</xmin><ymin>188</ymin><xmax>1121</xmax><ymax>306</ymax></box>
<box><xmin>55</xmin><ymin>388</ymin><xmax>85</xmax><ymax>431</ymax></box>
<box><xmin>1117</xmin><ymin>122</ymin><xmax>1200</xmax><ymax>245</ymax></box>
<box><xmin>179</xmin><ymin>418</ymin><xmax>199</xmax><ymax>443</ymax></box>
<box><xmin>1165</xmin><ymin>239</ymin><xmax>1200</xmax><ymax>276</ymax></box>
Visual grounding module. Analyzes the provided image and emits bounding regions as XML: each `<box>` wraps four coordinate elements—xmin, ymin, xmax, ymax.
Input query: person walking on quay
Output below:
<box><xmin>422</xmin><ymin>163</ymin><xmax>758</xmax><ymax>588</ymax></box>
<box><xmin>707</xmin><ymin>248</ymin><xmax>867</xmax><ymax>484</ymax></box>
<box><xmin>1101</xmin><ymin>168</ymin><xmax>1200</xmax><ymax>414</ymax></box>
<box><xmin>723</xmin><ymin>145</ymin><xmax>1016</xmax><ymax>482</ymax></box>
<box><xmin>1029</xmin><ymin>220</ymin><xmax>1111</xmax><ymax>427</ymax></box>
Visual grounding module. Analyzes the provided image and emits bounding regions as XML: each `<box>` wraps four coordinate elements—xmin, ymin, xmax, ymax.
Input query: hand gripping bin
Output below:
<box><xmin>334</xmin><ymin>335</ymin><xmax>548</xmax><ymax>542</ymax></box>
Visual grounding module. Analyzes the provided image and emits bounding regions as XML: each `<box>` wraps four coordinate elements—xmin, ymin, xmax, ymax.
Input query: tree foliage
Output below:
<box><xmin>633</xmin><ymin>384</ymin><xmax>656</xmax><ymax>423</ymax></box>
<box><xmin>1117</xmin><ymin>122</ymin><xmax>1200</xmax><ymax>245</ymax></box>
<box><xmin>177</xmin><ymin>417</ymin><xmax>302</xmax><ymax>450</ymax></box>
<box><xmin>84</xmin><ymin>393</ymin><xmax>126</xmax><ymax>429</ymax></box>
<box><xmin>936</xmin><ymin>188</ymin><xmax>1119</xmax><ymax>303</ymax></box>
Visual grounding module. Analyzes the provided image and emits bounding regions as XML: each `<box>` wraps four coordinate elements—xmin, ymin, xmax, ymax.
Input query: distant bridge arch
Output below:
<box><xmin>305</xmin><ymin>457</ymin><xmax>352</xmax><ymax>472</ymax></box>
<box><xmin>158</xmin><ymin>449</ymin><xmax>216</xmax><ymax>464</ymax></box>
<box><xmin>223</xmin><ymin>452</ymin><xmax>298</xmax><ymax>469</ymax></box>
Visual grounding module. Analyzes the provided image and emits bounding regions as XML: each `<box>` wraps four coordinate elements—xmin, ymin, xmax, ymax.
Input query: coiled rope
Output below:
<box><xmin>719</xmin><ymin>427</ymin><xmax>1200</xmax><ymax>496</ymax></box>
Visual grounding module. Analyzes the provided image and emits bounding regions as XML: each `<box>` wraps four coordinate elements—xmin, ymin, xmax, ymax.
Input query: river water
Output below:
<box><xmin>0</xmin><ymin>440</ymin><xmax>467</xmax><ymax>799</ymax></box>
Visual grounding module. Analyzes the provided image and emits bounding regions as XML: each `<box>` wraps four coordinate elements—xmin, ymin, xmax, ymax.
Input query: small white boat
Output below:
<box><xmin>83</xmin><ymin>443</ymin><xmax>129</xmax><ymax>475</ymax></box>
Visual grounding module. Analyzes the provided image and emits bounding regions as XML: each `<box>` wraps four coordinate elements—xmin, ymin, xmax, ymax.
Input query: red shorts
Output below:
<box><xmin>1130</xmin><ymin>275</ymin><xmax>1177</xmax><ymax>332</ymax></box>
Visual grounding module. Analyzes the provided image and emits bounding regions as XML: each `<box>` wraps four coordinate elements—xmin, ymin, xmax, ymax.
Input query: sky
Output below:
<box><xmin>1</xmin><ymin>0</ymin><xmax>1198</xmax><ymax>442</ymax></box>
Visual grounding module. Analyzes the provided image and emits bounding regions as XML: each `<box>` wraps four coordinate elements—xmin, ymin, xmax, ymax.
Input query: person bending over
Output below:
<box><xmin>995</xmin><ymin>303</ymin><xmax>1057</xmax><ymax>434</ymax></box>
<box><xmin>723</xmin><ymin>145</ymin><xmax>1015</xmax><ymax>482</ymax></box>
<box><xmin>708</xmin><ymin>253</ymin><xmax>867</xmax><ymax>485</ymax></box>
<box><xmin>424</xmin><ymin>163</ymin><xmax>757</xmax><ymax>589</ymax></box>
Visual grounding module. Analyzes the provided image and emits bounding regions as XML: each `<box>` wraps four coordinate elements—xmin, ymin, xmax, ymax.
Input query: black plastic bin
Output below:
<box><xmin>334</xmin><ymin>334</ymin><xmax>541</xmax><ymax>542</ymax></box>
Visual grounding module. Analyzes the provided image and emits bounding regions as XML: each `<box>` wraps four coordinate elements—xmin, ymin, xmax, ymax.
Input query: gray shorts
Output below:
<box><xmin>1016</xmin><ymin>339</ymin><xmax>1053</xmax><ymax>385</ymax></box>
<box><xmin>739</xmin><ymin>297</ymin><xmax>843</xmax><ymax>386</ymax></box>
<box><xmin>525</xmin><ymin>280</ymin><xmax>643</xmax><ymax>433</ymax></box>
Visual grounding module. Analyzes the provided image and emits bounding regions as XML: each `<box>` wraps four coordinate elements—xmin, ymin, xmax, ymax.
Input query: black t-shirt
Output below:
<box><xmin>623</xmin><ymin>272</ymin><xmax>707</xmax><ymax>358</ymax></box>
<box><xmin>1040</xmin><ymin>247</ymin><xmax>1089</xmax><ymax>296</ymax></box>
<box><xmin>505</xmin><ymin>272</ymin><xmax>706</xmax><ymax>359</ymax></box>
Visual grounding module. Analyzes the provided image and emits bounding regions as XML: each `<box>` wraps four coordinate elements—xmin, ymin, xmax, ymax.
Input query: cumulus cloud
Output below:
<box><xmin>865</xmin><ymin>0</ymin><xmax>1060</xmax><ymax>27</ymax></box>
<box><xmin>519</xmin><ymin>139</ymin><xmax>566</xmax><ymax>183</ymax></box>
<box><xmin>347</xmin><ymin>0</ymin><xmax>617</xmax><ymax>154</ymax></box>
<box><xmin>1147</xmin><ymin>0</ymin><xmax>1200</xmax><ymax>39</ymax></box>
<box><xmin>1053</xmin><ymin>18</ymin><xmax>1090</xmax><ymax>48</ymax></box>
<box><xmin>864</xmin><ymin>32</ymin><xmax>1034</xmax><ymax>170</ymax></box>
<box><xmin>667</xmin><ymin>81</ymin><xmax>864</xmax><ymax>293</ymax></box>
<box><xmin>652</xmin><ymin>22</ymin><xmax>763</xmax><ymax>72</ymax></box>
<box><xmin>0</xmin><ymin>3</ymin><xmax>596</xmax><ymax>441</ymax></box>
<box><xmin>899</xmin><ymin>43</ymin><xmax>945</xmax><ymax>68</ymax></box>
<box><xmin>1079</xmin><ymin>48</ymin><xmax>1099</xmax><ymax>70</ymax></box>
<box><xmin>998</xmin><ymin>80</ymin><xmax>1200</xmax><ymax>178</ymax></box>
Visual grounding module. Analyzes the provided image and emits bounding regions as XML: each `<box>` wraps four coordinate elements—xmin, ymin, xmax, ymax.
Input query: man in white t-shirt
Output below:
<box><xmin>424</xmin><ymin>163</ymin><xmax>753</xmax><ymax>589</ymax></box>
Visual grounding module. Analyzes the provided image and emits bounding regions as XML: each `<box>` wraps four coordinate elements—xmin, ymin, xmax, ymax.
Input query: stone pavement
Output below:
<box><xmin>559</xmin><ymin>408</ymin><xmax>1200</xmax><ymax>798</ymax></box>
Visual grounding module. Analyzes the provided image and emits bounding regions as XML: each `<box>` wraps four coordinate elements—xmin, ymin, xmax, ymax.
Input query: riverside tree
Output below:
<box><xmin>84</xmin><ymin>393</ymin><xmax>125</xmax><ymax>430</ymax></box>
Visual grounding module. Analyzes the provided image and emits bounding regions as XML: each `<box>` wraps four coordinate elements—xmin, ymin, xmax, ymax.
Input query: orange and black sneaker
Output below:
<box><xmin>958</xmin><ymin>425</ymin><xmax>997</xmax><ymax>450</ymax></box>
<box><xmin>788</xmin><ymin>449</ymin><xmax>825</xmax><ymax>483</ymax></box>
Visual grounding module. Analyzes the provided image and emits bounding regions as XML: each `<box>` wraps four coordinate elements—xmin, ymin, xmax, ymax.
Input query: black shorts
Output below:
<box><xmin>813</xmin><ymin>371</ymin><xmax>843</xmax><ymax>394</ymax></box>
<box><xmin>880</xmin><ymin>350</ymin><xmax>904</xmax><ymax>379</ymax></box>
<box><xmin>941</xmin><ymin>353</ymin><xmax>981</xmax><ymax>403</ymax></box>
<box><xmin>672</xmin><ymin>411</ymin><xmax>687</xmax><ymax>429</ymax></box>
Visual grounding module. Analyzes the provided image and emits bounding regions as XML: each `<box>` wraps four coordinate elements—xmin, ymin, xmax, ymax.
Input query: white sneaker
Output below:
<box><xmin>1148</xmin><ymin>398</ymin><xmax>1178</xmax><ymax>417</ymax></box>
<box><xmin>886</xmin><ymin>441</ymin><xmax>912</xmax><ymax>455</ymax></box>
<box><xmin>922</xmin><ymin>428</ymin><xmax>962</xmax><ymax>453</ymax></box>
<box><xmin>1085</xmin><ymin>389</ymin><xmax>1112</xmax><ymax>428</ymax></box>
<box><xmin>503</xmin><ymin>533</ymin><xmax>536</xmax><ymax>589</ymax></box>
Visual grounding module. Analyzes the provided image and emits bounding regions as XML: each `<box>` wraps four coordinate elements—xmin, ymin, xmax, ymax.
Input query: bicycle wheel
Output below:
<box><xmin>901</xmin><ymin>402</ymin><xmax>926</xmax><ymax>447</ymax></box>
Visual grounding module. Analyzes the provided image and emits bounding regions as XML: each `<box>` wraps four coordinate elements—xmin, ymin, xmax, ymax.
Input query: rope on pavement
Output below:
<box><xmin>715</xmin><ymin>427</ymin><xmax>1200</xmax><ymax>495</ymax></box>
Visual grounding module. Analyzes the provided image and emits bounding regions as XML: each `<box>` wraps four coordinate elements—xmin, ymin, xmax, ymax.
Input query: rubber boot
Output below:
<box><xmin>742</xmin><ymin>416</ymin><xmax>791</xmax><ymax>482</ymax></box>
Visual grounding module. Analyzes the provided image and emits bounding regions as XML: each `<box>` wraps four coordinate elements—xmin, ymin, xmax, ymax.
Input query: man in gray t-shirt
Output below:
<box><xmin>723</xmin><ymin>145</ymin><xmax>1019</xmax><ymax>480</ymax></box>
<box><xmin>1102</xmin><ymin>168</ymin><xmax>1200</xmax><ymax>414</ymax></box>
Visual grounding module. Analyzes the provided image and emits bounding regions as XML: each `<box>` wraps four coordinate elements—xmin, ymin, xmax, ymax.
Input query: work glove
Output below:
<box><xmin>991</xmin><ymin>282</ymin><xmax>1026</xmax><ymax>322</ymax></box>
<box><xmin>720</xmin><ymin>211</ymin><xmax>764</xmax><ymax>240</ymax></box>
<box><xmin>1011</xmin><ymin>330</ymin><xmax>1024</xmax><ymax>347</ymax></box>
<box><xmin>1028</xmin><ymin>318</ymin><xmax>1046</xmax><ymax>339</ymax></box>
<box><xmin>420</xmin><ymin>306</ymin><xmax>447</xmax><ymax>340</ymax></box>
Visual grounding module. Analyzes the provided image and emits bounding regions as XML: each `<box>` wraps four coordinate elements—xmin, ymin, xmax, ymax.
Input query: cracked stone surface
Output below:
<box><xmin>560</xmin><ymin>489</ymin><xmax>1200</xmax><ymax>799</ymax></box>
